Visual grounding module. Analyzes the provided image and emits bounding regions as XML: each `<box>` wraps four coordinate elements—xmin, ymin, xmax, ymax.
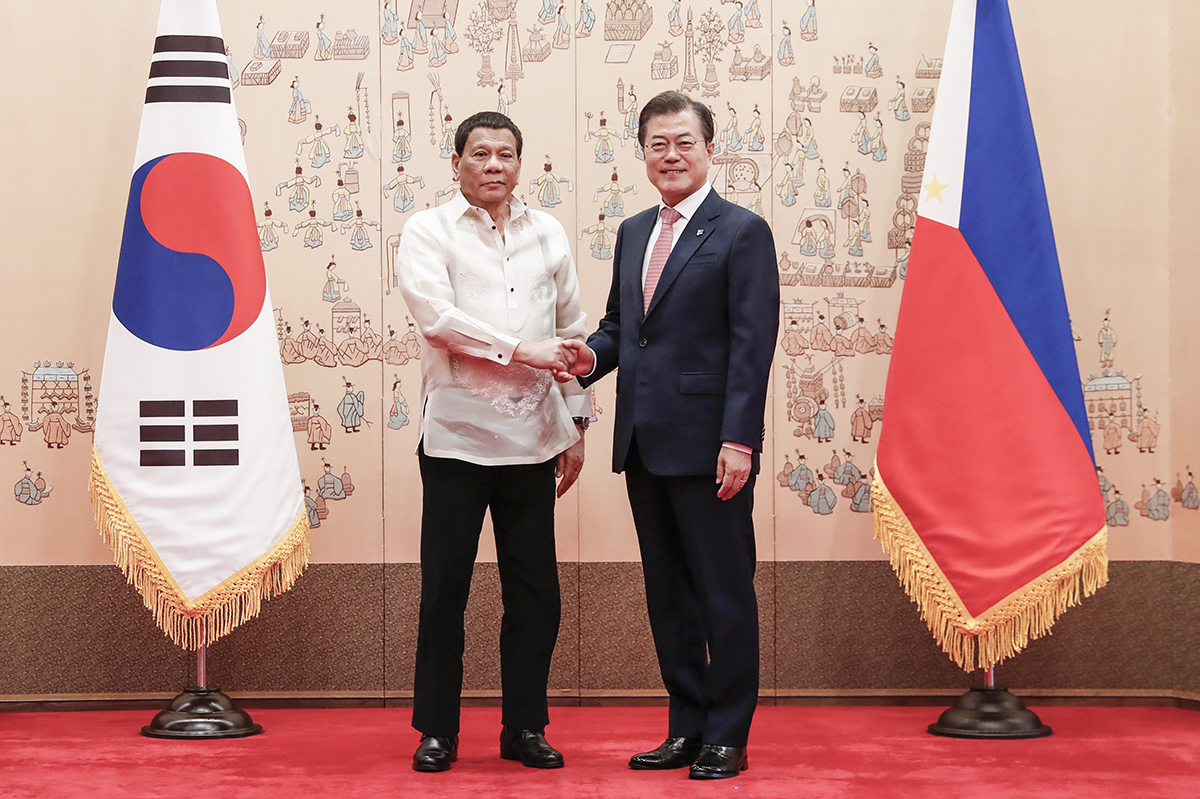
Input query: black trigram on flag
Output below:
<box><xmin>140</xmin><ymin>399</ymin><xmax>238</xmax><ymax>466</ymax></box>
<box><xmin>145</xmin><ymin>35</ymin><xmax>231</xmax><ymax>105</ymax></box>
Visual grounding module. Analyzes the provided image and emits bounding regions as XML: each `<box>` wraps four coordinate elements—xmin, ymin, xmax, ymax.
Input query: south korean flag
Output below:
<box><xmin>91</xmin><ymin>0</ymin><xmax>308</xmax><ymax>650</ymax></box>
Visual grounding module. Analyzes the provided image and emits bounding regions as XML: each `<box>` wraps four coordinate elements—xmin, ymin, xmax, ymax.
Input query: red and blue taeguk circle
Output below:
<box><xmin>113</xmin><ymin>152</ymin><xmax>265</xmax><ymax>351</ymax></box>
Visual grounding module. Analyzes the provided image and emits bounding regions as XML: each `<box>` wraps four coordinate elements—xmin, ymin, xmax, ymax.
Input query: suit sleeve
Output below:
<box><xmin>720</xmin><ymin>213</ymin><xmax>780</xmax><ymax>450</ymax></box>
<box><xmin>579</xmin><ymin>222</ymin><xmax>626</xmax><ymax>388</ymax></box>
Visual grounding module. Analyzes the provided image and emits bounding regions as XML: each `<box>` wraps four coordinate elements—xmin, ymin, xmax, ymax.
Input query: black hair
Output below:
<box><xmin>637</xmin><ymin>91</ymin><xmax>715</xmax><ymax>146</ymax></box>
<box><xmin>454</xmin><ymin>111</ymin><xmax>523</xmax><ymax>157</ymax></box>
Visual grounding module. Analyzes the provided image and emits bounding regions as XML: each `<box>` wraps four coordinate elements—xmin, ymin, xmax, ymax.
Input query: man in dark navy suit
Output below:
<box><xmin>566</xmin><ymin>91</ymin><xmax>779</xmax><ymax>780</ymax></box>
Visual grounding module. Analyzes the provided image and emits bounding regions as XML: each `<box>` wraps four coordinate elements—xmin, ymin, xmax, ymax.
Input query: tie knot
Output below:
<box><xmin>659</xmin><ymin>207</ymin><xmax>682</xmax><ymax>226</ymax></box>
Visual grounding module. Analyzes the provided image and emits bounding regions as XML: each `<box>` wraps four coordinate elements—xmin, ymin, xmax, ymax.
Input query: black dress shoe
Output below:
<box><xmin>688</xmin><ymin>744</ymin><xmax>748</xmax><ymax>780</ymax></box>
<box><xmin>629</xmin><ymin>737</ymin><xmax>703</xmax><ymax>770</ymax></box>
<box><xmin>412</xmin><ymin>734</ymin><xmax>458</xmax><ymax>772</ymax></box>
<box><xmin>499</xmin><ymin>727</ymin><xmax>565</xmax><ymax>769</ymax></box>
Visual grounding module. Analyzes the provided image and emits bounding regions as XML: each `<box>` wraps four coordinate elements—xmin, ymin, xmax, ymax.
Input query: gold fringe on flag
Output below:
<box><xmin>88</xmin><ymin>447</ymin><xmax>310</xmax><ymax>650</ymax></box>
<box><xmin>870</xmin><ymin>461</ymin><xmax>1107</xmax><ymax>671</ymax></box>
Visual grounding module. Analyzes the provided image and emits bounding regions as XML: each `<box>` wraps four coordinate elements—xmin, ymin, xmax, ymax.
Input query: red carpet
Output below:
<box><xmin>2</xmin><ymin>706</ymin><xmax>1198</xmax><ymax>798</ymax></box>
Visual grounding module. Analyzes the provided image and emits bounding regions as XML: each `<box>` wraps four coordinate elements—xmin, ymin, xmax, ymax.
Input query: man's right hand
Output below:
<box><xmin>513</xmin><ymin>338</ymin><xmax>573</xmax><ymax>373</ymax></box>
<box><xmin>561</xmin><ymin>340</ymin><xmax>595</xmax><ymax>377</ymax></box>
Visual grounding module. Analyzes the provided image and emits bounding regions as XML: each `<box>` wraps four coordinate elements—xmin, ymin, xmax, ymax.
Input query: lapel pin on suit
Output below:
<box><xmin>696</xmin><ymin>229</ymin><xmax>704</xmax><ymax>236</ymax></box>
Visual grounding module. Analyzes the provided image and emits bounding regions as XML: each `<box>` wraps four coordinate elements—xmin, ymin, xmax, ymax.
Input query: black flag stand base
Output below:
<box><xmin>141</xmin><ymin>644</ymin><xmax>263</xmax><ymax>739</ymax></box>
<box><xmin>928</xmin><ymin>667</ymin><xmax>1052</xmax><ymax>739</ymax></box>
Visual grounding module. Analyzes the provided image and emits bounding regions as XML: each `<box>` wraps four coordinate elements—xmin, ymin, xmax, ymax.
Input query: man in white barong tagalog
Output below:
<box><xmin>397</xmin><ymin>111</ymin><xmax>593</xmax><ymax>773</ymax></box>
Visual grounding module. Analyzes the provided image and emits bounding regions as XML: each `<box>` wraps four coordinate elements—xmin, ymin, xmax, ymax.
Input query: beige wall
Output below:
<box><xmin>1169</xmin><ymin>0</ymin><xmax>1200</xmax><ymax>561</ymax></box>
<box><xmin>0</xmin><ymin>0</ymin><xmax>1193</xmax><ymax>573</ymax></box>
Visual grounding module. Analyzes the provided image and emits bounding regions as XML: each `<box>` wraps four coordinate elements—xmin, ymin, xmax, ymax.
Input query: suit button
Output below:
<box><xmin>639</xmin><ymin>338</ymin><xmax>648</xmax><ymax>348</ymax></box>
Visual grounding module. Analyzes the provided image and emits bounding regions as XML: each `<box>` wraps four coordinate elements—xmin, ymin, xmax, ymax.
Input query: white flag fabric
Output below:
<box><xmin>90</xmin><ymin>0</ymin><xmax>308</xmax><ymax>649</ymax></box>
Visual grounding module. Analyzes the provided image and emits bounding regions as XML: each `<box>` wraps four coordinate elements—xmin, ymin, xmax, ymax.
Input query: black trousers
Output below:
<box><xmin>412</xmin><ymin>446</ymin><xmax>561</xmax><ymax>737</ymax></box>
<box><xmin>624</xmin><ymin>439</ymin><xmax>760</xmax><ymax>748</ymax></box>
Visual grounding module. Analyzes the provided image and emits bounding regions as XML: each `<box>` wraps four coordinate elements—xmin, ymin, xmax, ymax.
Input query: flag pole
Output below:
<box><xmin>140</xmin><ymin>642</ymin><xmax>262</xmax><ymax>739</ymax></box>
<box><xmin>927</xmin><ymin>663</ymin><xmax>1051</xmax><ymax>739</ymax></box>
<box><xmin>197</xmin><ymin>644</ymin><xmax>207</xmax><ymax>689</ymax></box>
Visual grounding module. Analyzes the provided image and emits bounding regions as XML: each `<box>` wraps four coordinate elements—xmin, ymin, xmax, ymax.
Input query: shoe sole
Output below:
<box><xmin>689</xmin><ymin>762</ymin><xmax>749</xmax><ymax>780</ymax></box>
<box><xmin>629</xmin><ymin>759</ymin><xmax>695</xmax><ymax>770</ymax></box>
<box><xmin>500</xmin><ymin>749</ymin><xmax>565</xmax><ymax>769</ymax></box>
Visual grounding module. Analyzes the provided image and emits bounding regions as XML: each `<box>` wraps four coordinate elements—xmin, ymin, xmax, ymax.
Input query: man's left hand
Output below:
<box><xmin>715</xmin><ymin>446</ymin><xmax>752</xmax><ymax>501</ymax></box>
<box><xmin>556</xmin><ymin>434</ymin><xmax>586</xmax><ymax>498</ymax></box>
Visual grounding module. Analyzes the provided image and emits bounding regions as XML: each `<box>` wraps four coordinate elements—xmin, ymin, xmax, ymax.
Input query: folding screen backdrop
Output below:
<box><xmin>2</xmin><ymin>0</ymin><xmax>1198</xmax><ymax>696</ymax></box>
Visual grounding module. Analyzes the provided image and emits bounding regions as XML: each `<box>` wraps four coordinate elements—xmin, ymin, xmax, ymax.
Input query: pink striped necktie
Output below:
<box><xmin>643</xmin><ymin>207</ymin><xmax>683</xmax><ymax>313</ymax></box>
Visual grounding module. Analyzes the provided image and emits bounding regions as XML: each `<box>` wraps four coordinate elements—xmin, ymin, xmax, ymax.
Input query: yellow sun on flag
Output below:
<box><xmin>923</xmin><ymin>175</ymin><xmax>950</xmax><ymax>202</ymax></box>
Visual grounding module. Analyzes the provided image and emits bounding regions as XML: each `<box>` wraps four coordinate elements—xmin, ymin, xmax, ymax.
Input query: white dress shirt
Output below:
<box><xmin>398</xmin><ymin>191</ymin><xmax>592</xmax><ymax>466</ymax></box>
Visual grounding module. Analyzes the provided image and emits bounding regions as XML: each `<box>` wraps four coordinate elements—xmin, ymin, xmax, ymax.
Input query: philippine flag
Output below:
<box><xmin>90</xmin><ymin>0</ymin><xmax>308</xmax><ymax>649</ymax></box>
<box><xmin>871</xmin><ymin>0</ymin><xmax>1106</xmax><ymax>671</ymax></box>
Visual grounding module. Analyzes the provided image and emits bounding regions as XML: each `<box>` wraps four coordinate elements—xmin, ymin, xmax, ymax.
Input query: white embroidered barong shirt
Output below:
<box><xmin>398</xmin><ymin>192</ymin><xmax>592</xmax><ymax>466</ymax></box>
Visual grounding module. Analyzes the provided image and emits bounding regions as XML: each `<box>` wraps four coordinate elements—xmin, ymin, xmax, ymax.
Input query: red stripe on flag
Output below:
<box><xmin>878</xmin><ymin>217</ymin><xmax>1103</xmax><ymax>617</ymax></box>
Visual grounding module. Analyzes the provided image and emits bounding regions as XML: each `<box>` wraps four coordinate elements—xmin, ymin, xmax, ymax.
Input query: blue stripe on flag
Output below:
<box><xmin>957</xmin><ymin>0</ymin><xmax>1094</xmax><ymax>459</ymax></box>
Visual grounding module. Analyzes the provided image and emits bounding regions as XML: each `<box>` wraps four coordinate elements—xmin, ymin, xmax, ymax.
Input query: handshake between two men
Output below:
<box><xmin>510</xmin><ymin>334</ymin><xmax>754</xmax><ymax>503</ymax></box>
<box><xmin>509</xmin><ymin>336</ymin><xmax>596</xmax><ymax>499</ymax></box>
<box><xmin>512</xmin><ymin>337</ymin><xmax>595</xmax><ymax>384</ymax></box>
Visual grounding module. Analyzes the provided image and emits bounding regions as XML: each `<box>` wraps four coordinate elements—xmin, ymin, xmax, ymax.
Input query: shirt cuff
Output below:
<box><xmin>721</xmin><ymin>441</ymin><xmax>753</xmax><ymax>454</ymax></box>
<box><xmin>575</xmin><ymin>345</ymin><xmax>597</xmax><ymax>379</ymax></box>
<box><xmin>489</xmin><ymin>332</ymin><xmax>521</xmax><ymax>365</ymax></box>
<box><xmin>563</xmin><ymin>389</ymin><xmax>594</xmax><ymax>420</ymax></box>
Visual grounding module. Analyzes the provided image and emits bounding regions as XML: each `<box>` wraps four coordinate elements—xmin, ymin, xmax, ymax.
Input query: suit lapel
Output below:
<box><xmin>644</xmin><ymin>192</ymin><xmax>725</xmax><ymax>318</ymax></box>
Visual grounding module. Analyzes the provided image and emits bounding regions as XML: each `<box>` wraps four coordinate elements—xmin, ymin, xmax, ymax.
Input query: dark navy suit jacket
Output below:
<box><xmin>582</xmin><ymin>189</ymin><xmax>779</xmax><ymax>476</ymax></box>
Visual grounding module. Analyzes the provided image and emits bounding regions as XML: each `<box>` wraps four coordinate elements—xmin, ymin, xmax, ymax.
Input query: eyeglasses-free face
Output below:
<box><xmin>451</xmin><ymin>127</ymin><xmax>522</xmax><ymax>216</ymax></box>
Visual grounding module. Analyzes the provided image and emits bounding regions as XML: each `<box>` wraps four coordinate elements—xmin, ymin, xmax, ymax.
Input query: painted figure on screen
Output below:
<box><xmin>530</xmin><ymin>158</ymin><xmax>573</xmax><ymax>208</ymax></box>
<box><xmin>277</xmin><ymin>165</ymin><xmax>321</xmax><ymax>212</ymax></box>
<box><xmin>258</xmin><ymin>203</ymin><xmax>288</xmax><ymax>250</ymax></box>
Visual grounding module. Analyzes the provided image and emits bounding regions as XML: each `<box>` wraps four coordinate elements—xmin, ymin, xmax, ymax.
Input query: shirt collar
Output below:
<box><xmin>659</xmin><ymin>181</ymin><xmax>711</xmax><ymax>222</ymax></box>
<box><xmin>449</xmin><ymin>191</ymin><xmax>528</xmax><ymax>225</ymax></box>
